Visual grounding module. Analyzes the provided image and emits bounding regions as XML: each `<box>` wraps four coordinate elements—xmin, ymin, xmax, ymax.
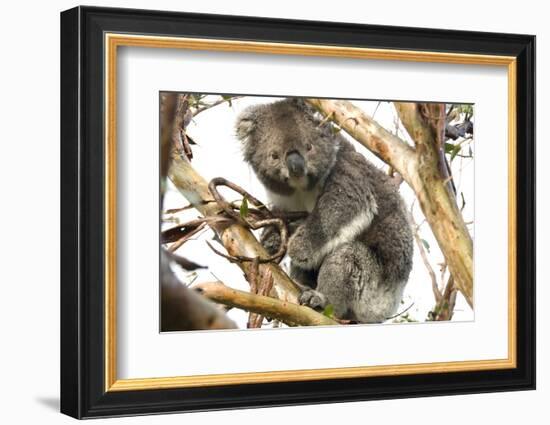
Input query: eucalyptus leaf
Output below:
<box><xmin>421</xmin><ymin>238</ymin><xmax>430</xmax><ymax>253</ymax></box>
<box><xmin>240</xmin><ymin>196</ymin><xmax>249</xmax><ymax>218</ymax></box>
<box><xmin>222</xmin><ymin>95</ymin><xmax>233</xmax><ymax>107</ymax></box>
<box><xmin>450</xmin><ymin>144</ymin><xmax>462</xmax><ymax>161</ymax></box>
<box><xmin>323</xmin><ymin>304</ymin><xmax>335</xmax><ymax>318</ymax></box>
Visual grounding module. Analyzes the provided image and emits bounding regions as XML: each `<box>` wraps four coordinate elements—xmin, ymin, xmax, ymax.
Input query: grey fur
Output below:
<box><xmin>236</xmin><ymin>98</ymin><xmax>413</xmax><ymax>323</ymax></box>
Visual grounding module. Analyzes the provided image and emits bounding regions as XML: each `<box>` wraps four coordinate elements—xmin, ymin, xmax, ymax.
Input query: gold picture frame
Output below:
<box><xmin>104</xmin><ymin>33</ymin><xmax>518</xmax><ymax>392</ymax></box>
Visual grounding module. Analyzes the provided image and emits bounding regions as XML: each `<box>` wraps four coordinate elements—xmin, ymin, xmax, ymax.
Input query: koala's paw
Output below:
<box><xmin>299</xmin><ymin>289</ymin><xmax>328</xmax><ymax>311</ymax></box>
<box><xmin>260</xmin><ymin>227</ymin><xmax>282</xmax><ymax>255</ymax></box>
<box><xmin>287</xmin><ymin>226</ymin><xmax>316</xmax><ymax>269</ymax></box>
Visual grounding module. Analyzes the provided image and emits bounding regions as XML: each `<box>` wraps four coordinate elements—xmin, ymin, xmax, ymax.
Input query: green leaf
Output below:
<box><xmin>322</xmin><ymin>304</ymin><xmax>335</xmax><ymax>318</ymax></box>
<box><xmin>221</xmin><ymin>95</ymin><xmax>233</xmax><ymax>107</ymax></box>
<box><xmin>450</xmin><ymin>144</ymin><xmax>462</xmax><ymax>161</ymax></box>
<box><xmin>459</xmin><ymin>104</ymin><xmax>474</xmax><ymax>115</ymax></box>
<box><xmin>421</xmin><ymin>238</ymin><xmax>430</xmax><ymax>253</ymax></box>
<box><xmin>239</xmin><ymin>196</ymin><xmax>249</xmax><ymax>218</ymax></box>
<box><xmin>446</xmin><ymin>141</ymin><xmax>467</xmax><ymax>161</ymax></box>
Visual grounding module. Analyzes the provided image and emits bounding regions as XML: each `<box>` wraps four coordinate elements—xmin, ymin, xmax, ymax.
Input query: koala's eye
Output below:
<box><xmin>271</xmin><ymin>152</ymin><xmax>279</xmax><ymax>160</ymax></box>
<box><xmin>306</xmin><ymin>143</ymin><xmax>312</xmax><ymax>151</ymax></box>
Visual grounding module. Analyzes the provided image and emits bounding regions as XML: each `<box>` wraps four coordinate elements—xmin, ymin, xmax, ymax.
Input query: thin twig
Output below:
<box><xmin>386</xmin><ymin>302</ymin><xmax>415</xmax><ymax>320</ymax></box>
<box><xmin>372</xmin><ymin>101</ymin><xmax>382</xmax><ymax>118</ymax></box>
<box><xmin>162</xmin><ymin>216</ymin><xmax>231</xmax><ymax>244</ymax></box>
<box><xmin>168</xmin><ymin>222</ymin><xmax>207</xmax><ymax>253</ymax></box>
<box><xmin>408</xmin><ymin>211</ymin><xmax>442</xmax><ymax>302</ymax></box>
<box><xmin>208</xmin><ymin>177</ymin><xmax>288</xmax><ymax>264</ymax></box>
<box><xmin>193</xmin><ymin>96</ymin><xmax>243</xmax><ymax>117</ymax></box>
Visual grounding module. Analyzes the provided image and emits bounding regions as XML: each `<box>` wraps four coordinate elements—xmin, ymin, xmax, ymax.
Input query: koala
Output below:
<box><xmin>235</xmin><ymin>98</ymin><xmax>413</xmax><ymax>323</ymax></box>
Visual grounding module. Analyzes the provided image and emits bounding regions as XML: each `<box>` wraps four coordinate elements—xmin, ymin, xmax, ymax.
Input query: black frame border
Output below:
<box><xmin>60</xmin><ymin>6</ymin><xmax>536</xmax><ymax>419</ymax></box>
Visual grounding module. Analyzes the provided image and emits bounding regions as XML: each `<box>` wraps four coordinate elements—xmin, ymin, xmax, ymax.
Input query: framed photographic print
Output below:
<box><xmin>60</xmin><ymin>6</ymin><xmax>536</xmax><ymax>419</ymax></box>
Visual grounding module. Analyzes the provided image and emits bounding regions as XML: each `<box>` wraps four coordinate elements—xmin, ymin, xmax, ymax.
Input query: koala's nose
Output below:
<box><xmin>286</xmin><ymin>151</ymin><xmax>306</xmax><ymax>177</ymax></box>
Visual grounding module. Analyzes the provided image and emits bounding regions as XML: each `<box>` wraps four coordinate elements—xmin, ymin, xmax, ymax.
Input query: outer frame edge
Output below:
<box><xmin>60</xmin><ymin>5</ymin><xmax>83</xmax><ymax>420</ymax></box>
<box><xmin>65</xmin><ymin>5</ymin><xmax>536</xmax><ymax>419</ymax></box>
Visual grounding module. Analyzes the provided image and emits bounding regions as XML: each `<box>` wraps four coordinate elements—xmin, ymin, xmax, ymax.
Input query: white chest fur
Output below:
<box><xmin>266</xmin><ymin>186</ymin><xmax>321</xmax><ymax>213</ymax></box>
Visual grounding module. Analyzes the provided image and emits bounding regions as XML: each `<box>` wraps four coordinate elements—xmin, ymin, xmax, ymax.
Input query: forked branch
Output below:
<box><xmin>168</xmin><ymin>154</ymin><xmax>305</xmax><ymax>303</ymax></box>
<box><xmin>195</xmin><ymin>281</ymin><xmax>338</xmax><ymax>327</ymax></box>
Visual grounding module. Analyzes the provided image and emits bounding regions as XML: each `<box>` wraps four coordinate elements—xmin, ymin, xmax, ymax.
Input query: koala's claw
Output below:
<box><xmin>299</xmin><ymin>289</ymin><xmax>328</xmax><ymax>311</ymax></box>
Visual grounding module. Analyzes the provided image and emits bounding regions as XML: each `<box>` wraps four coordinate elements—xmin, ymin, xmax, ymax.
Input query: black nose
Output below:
<box><xmin>286</xmin><ymin>151</ymin><xmax>305</xmax><ymax>177</ymax></box>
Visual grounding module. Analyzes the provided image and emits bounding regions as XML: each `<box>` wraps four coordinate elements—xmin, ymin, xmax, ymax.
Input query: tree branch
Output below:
<box><xmin>194</xmin><ymin>281</ymin><xmax>338</xmax><ymax>327</ymax></box>
<box><xmin>168</xmin><ymin>155</ymin><xmax>303</xmax><ymax>304</ymax></box>
<box><xmin>160</xmin><ymin>252</ymin><xmax>237</xmax><ymax>331</ymax></box>
<box><xmin>159</xmin><ymin>93</ymin><xmax>236</xmax><ymax>331</ymax></box>
<box><xmin>430</xmin><ymin>276</ymin><xmax>458</xmax><ymax>321</ymax></box>
<box><xmin>394</xmin><ymin>102</ymin><xmax>473</xmax><ymax>307</ymax></box>
<box><xmin>306</xmin><ymin>98</ymin><xmax>416</xmax><ymax>179</ymax></box>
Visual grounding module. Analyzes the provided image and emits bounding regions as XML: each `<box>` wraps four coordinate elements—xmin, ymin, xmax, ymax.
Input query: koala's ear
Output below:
<box><xmin>289</xmin><ymin>97</ymin><xmax>328</xmax><ymax>129</ymax></box>
<box><xmin>289</xmin><ymin>97</ymin><xmax>322</xmax><ymax>120</ymax></box>
<box><xmin>235</xmin><ymin>106</ymin><xmax>260</xmax><ymax>142</ymax></box>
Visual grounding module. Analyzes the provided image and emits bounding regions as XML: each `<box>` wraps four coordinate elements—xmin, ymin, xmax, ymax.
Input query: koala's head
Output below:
<box><xmin>235</xmin><ymin>98</ymin><xmax>338</xmax><ymax>195</ymax></box>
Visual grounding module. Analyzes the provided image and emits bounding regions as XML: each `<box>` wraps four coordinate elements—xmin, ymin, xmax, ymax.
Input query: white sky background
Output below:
<box><xmin>163</xmin><ymin>95</ymin><xmax>474</xmax><ymax>327</ymax></box>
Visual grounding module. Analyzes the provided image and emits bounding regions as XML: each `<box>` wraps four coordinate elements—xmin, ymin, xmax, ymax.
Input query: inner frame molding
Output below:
<box><xmin>104</xmin><ymin>32</ymin><xmax>517</xmax><ymax>392</ymax></box>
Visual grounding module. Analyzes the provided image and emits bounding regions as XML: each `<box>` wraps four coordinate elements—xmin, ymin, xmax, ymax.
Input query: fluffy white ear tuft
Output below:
<box><xmin>235</xmin><ymin>106</ymin><xmax>260</xmax><ymax>142</ymax></box>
